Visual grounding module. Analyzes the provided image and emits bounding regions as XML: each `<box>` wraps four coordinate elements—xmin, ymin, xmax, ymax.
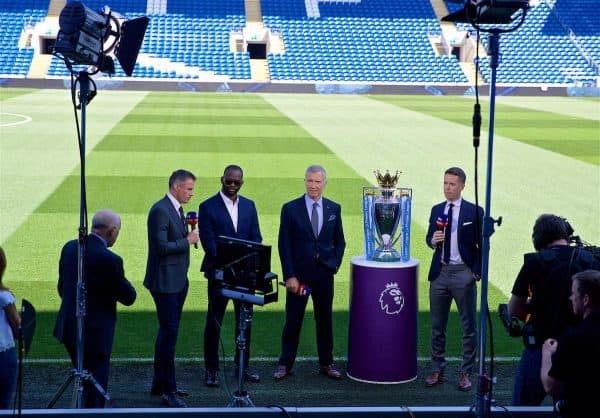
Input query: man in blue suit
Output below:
<box><xmin>145</xmin><ymin>169</ymin><xmax>199</xmax><ymax>408</ymax></box>
<box><xmin>273</xmin><ymin>165</ymin><xmax>346</xmax><ymax>381</ymax></box>
<box><xmin>54</xmin><ymin>209</ymin><xmax>137</xmax><ymax>408</ymax></box>
<box><xmin>424</xmin><ymin>166</ymin><xmax>483</xmax><ymax>391</ymax></box>
<box><xmin>199</xmin><ymin>165</ymin><xmax>263</xmax><ymax>387</ymax></box>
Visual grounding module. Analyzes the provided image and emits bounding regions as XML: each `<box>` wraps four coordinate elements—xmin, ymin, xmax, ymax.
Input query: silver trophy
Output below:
<box><xmin>372</xmin><ymin>170</ymin><xmax>402</xmax><ymax>262</ymax></box>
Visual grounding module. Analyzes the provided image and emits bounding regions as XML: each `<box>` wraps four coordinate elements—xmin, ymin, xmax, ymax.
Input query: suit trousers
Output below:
<box><xmin>278</xmin><ymin>272</ymin><xmax>334</xmax><ymax>369</ymax></box>
<box><xmin>204</xmin><ymin>281</ymin><xmax>252</xmax><ymax>371</ymax></box>
<box><xmin>429</xmin><ymin>264</ymin><xmax>477</xmax><ymax>374</ymax></box>
<box><xmin>151</xmin><ymin>281</ymin><xmax>188</xmax><ymax>394</ymax></box>
<box><xmin>65</xmin><ymin>343</ymin><xmax>110</xmax><ymax>408</ymax></box>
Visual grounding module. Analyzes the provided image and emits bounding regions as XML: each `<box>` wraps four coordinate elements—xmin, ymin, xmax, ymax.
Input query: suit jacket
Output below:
<box><xmin>53</xmin><ymin>234</ymin><xmax>137</xmax><ymax>355</ymax></box>
<box><xmin>144</xmin><ymin>195</ymin><xmax>190</xmax><ymax>293</ymax></box>
<box><xmin>198</xmin><ymin>193</ymin><xmax>262</xmax><ymax>279</ymax></box>
<box><xmin>278</xmin><ymin>195</ymin><xmax>346</xmax><ymax>281</ymax></box>
<box><xmin>426</xmin><ymin>199</ymin><xmax>483</xmax><ymax>281</ymax></box>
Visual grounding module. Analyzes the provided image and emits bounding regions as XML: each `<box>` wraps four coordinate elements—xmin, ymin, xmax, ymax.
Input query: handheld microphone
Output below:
<box><xmin>435</xmin><ymin>213</ymin><xmax>448</xmax><ymax>247</ymax></box>
<box><xmin>279</xmin><ymin>282</ymin><xmax>312</xmax><ymax>297</ymax></box>
<box><xmin>436</xmin><ymin>213</ymin><xmax>448</xmax><ymax>231</ymax></box>
<box><xmin>296</xmin><ymin>284</ymin><xmax>312</xmax><ymax>297</ymax></box>
<box><xmin>186</xmin><ymin>211</ymin><xmax>198</xmax><ymax>249</ymax></box>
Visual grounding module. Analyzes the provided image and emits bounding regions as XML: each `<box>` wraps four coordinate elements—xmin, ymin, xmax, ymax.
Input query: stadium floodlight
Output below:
<box><xmin>53</xmin><ymin>1</ymin><xmax>149</xmax><ymax>76</ymax></box>
<box><xmin>442</xmin><ymin>0</ymin><xmax>529</xmax><ymax>25</ymax></box>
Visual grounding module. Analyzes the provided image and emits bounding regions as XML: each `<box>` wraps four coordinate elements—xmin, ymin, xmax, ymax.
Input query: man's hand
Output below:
<box><xmin>285</xmin><ymin>277</ymin><xmax>300</xmax><ymax>294</ymax></box>
<box><xmin>542</xmin><ymin>338</ymin><xmax>558</xmax><ymax>356</ymax></box>
<box><xmin>187</xmin><ymin>229</ymin><xmax>199</xmax><ymax>246</ymax></box>
<box><xmin>431</xmin><ymin>230</ymin><xmax>445</xmax><ymax>247</ymax></box>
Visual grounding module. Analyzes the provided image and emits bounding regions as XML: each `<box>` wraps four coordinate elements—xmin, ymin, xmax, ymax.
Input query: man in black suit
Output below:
<box><xmin>273</xmin><ymin>165</ymin><xmax>346</xmax><ymax>381</ymax></box>
<box><xmin>424</xmin><ymin>166</ymin><xmax>483</xmax><ymax>391</ymax></box>
<box><xmin>144</xmin><ymin>169</ymin><xmax>199</xmax><ymax>408</ymax></box>
<box><xmin>54</xmin><ymin>209</ymin><xmax>137</xmax><ymax>408</ymax></box>
<box><xmin>198</xmin><ymin>165</ymin><xmax>262</xmax><ymax>387</ymax></box>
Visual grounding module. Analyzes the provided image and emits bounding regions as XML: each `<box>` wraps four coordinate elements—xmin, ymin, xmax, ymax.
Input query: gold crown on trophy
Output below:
<box><xmin>374</xmin><ymin>170</ymin><xmax>401</xmax><ymax>188</ymax></box>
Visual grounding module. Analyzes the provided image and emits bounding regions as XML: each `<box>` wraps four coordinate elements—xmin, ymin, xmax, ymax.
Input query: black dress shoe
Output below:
<box><xmin>205</xmin><ymin>370</ymin><xmax>220</xmax><ymax>387</ymax></box>
<box><xmin>162</xmin><ymin>393</ymin><xmax>187</xmax><ymax>408</ymax></box>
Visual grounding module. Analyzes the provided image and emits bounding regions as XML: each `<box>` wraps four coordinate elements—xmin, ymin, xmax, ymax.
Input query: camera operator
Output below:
<box><xmin>507</xmin><ymin>214</ymin><xmax>600</xmax><ymax>406</ymax></box>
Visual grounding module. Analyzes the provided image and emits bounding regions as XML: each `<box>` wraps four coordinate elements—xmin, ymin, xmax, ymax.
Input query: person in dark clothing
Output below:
<box><xmin>541</xmin><ymin>269</ymin><xmax>600</xmax><ymax>418</ymax></box>
<box><xmin>199</xmin><ymin>165</ymin><xmax>263</xmax><ymax>387</ymax></box>
<box><xmin>54</xmin><ymin>210</ymin><xmax>136</xmax><ymax>408</ymax></box>
<box><xmin>508</xmin><ymin>214</ymin><xmax>599</xmax><ymax>406</ymax></box>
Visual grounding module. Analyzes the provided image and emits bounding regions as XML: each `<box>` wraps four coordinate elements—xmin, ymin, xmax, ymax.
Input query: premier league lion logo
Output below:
<box><xmin>379</xmin><ymin>282</ymin><xmax>405</xmax><ymax>315</ymax></box>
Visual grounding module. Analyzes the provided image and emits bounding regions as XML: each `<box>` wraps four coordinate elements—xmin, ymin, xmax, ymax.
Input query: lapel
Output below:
<box><xmin>166</xmin><ymin>196</ymin><xmax>187</xmax><ymax>236</ymax></box>
<box><xmin>296</xmin><ymin>196</ymin><xmax>314</xmax><ymax>238</ymax></box>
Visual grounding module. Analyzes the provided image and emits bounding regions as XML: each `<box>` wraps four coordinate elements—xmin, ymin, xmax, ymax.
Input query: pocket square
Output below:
<box><xmin>462</xmin><ymin>221</ymin><xmax>473</xmax><ymax>226</ymax></box>
<box><xmin>328</xmin><ymin>214</ymin><xmax>336</xmax><ymax>221</ymax></box>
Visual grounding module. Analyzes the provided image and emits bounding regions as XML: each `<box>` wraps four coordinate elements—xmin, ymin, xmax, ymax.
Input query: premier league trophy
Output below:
<box><xmin>363</xmin><ymin>170</ymin><xmax>412</xmax><ymax>262</ymax></box>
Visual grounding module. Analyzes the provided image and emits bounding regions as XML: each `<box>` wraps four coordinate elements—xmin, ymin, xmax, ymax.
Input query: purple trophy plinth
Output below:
<box><xmin>347</xmin><ymin>255</ymin><xmax>419</xmax><ymax>384</ymax></box>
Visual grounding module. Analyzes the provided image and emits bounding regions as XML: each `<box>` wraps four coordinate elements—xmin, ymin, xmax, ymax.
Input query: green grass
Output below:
<box><xmin>1</xmin><ymin>89</ymin><xmax>598</xmax><ymax>362</ymax></box>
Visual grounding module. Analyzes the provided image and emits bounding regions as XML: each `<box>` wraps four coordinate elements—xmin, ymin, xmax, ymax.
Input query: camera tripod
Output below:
<box><xmin>227</xmin><ymin>302</ymin><xmax>255</xmax><ymax>408</ymax></box>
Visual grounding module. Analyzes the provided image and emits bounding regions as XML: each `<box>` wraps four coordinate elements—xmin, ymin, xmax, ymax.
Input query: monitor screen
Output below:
<box><xmin>215</xmin><ymin>235</ymin><xmax>271</xmax><ymax>290</ymax></box>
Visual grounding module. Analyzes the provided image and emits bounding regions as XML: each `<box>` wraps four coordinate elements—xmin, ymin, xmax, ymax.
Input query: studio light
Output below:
<box><xmin>53</xmin><ymin>1</ymin><xmax>149</xmax><ymax>76</ymax></box>
<box><xmin>442</xmin><ymin>0</ymin><xmax>529</xmax><ymax>24</ymax></box>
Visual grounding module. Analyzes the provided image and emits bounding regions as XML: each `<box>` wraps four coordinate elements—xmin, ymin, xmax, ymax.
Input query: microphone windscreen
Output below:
<box><xmin>186</xmin><ymin>211</ymin><xmax>198</xmax><ymax>225</ymax></box>
<box><xmin>436</xmin><ymin>213</ymin><xmax>448</xmax><ymax>229</ymax></box>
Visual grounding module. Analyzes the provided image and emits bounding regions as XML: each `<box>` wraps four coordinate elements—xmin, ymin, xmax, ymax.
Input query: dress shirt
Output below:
<box><xmin>219</xmin><ymin>191</ymin><xmax>238</xmax><ymax>232</ymax></box>
<box><xmin>445</xmin><ymin>198</ymin><xmax>464</xmax><ymax>265</ymax></box>
<box><xmin>305</xmin><ymin>194</ymin><xmax>323</xmax><ymax>235</ymax></box>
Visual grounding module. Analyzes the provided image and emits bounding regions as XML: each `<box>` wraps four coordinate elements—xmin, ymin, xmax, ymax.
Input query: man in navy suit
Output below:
<box><xmin>424</xmin><ymin>166</ymin><xmax>483</xmax><ymax>391</ymax></box>
<box><xmin>54</xmin><ymin>209</ymin><xmax>137</xmax><ymax>408</ymax></box>
<box><xmin>199</xmin><ymin>165</ymin><xmax>263</xmax><ymax>387</ymax></box>
<box><xmin>273</xmin><ymin>165</ymin><xmax>346</xmax><ymax>381</ymax></box>
<box><xmin>144</xmin><ymin>169</ymin><xmax>199</xmax><ymax>408</ymax></box>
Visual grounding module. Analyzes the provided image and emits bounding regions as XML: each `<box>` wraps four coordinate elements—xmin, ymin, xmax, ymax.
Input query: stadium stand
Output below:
<box><xmin>0</xmin><ymin>0</ymin><xmax>598</xmax><ymax>86</ymax></box>
<box><xmin>447</xmin><ymin>0</ymin><xmax>599</xmax><ymax>85</ymax></box>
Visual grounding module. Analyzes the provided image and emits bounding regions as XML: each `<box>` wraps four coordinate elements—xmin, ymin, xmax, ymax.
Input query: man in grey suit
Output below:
<box><xmin>144</xmin><ymin>169</ymin><xmax>199</xmax><ymax>408</ymax></box>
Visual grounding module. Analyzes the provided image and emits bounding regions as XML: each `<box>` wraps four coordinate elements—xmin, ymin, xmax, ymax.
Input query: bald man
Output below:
<box><xmin>53</xmin><ymin>209</ymin><xmax>137</xmax><ymax>408</ymax></box>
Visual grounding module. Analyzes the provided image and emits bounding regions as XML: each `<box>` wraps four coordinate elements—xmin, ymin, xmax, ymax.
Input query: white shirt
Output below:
<box><xmin>166</xmin><ymin>192</ymin><xmax>182</xmax><ymax>213</ymax></box>
<box><xmin>444</xmin><ymin>198</ymin><xmax>465</xmax><ymax>265</ymax></box>
<box><xmin>0</xmin><ymin>289</ymin><xmax>16</xmax><ymax>352</ymax></box>
<box><xmin>220</xmin><ymin>191</ymin><xmax>238</xmax><ymax>232</ymax></box>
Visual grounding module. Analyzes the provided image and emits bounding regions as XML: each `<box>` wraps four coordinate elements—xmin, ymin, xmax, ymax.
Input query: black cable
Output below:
<box><xmin>265</xmin><ymin>404</ymin><xmax>292</xmax><ymax>417</ymax></box>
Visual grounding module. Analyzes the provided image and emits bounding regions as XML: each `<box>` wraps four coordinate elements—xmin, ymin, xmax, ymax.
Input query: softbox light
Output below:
<box><xmin>442</xmin><ymin>0</ymin><xmax>529</xmax><ymax>24</ymax></box>
<box><xmin>53</xmin><ymin>1</ymin><xmax>148</xmax><ymax>76</ymax></box>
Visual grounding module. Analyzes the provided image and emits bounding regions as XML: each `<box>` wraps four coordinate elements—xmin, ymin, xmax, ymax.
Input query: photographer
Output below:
<box><xmin>507</xmin><ymin>214</ymin><xmax>600</xmax><ymax>406</ymax></box>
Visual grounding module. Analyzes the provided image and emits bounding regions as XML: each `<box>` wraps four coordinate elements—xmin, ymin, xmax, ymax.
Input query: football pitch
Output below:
<box><xmin>0</xmin><ymin>88</ymin><xmax>598</xmax><ymax>363</ymax></box>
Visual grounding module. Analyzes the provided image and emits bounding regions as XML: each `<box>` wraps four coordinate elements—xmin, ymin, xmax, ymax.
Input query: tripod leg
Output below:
<box><xmin>83</xmin><ymin>372</ymin><xmax>112</xmax><ymax>405</ymax></box>
<box><xmin>46</xmin><ymin>371</ymin><xmax>75</xmax><ymax>408</ymax></box>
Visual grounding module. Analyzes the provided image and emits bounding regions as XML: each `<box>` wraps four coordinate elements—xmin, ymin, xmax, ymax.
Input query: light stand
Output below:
<box><xmin>442</xmin><ymin>3</ymin><xmax>528</xmax><ymax>417</ymax></box>
<box><xmin>47</xmin><ymin>71</ymin><xmax>110</xmax><ymax>409</ymax></box>
<box><xmin>227</xmin><ymin>303</ymin><xmax>255</xmax><ymax>408</ymax></box>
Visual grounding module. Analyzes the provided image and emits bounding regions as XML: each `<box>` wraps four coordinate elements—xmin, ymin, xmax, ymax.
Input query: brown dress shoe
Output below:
<box><xmin>273</xmin><ymin>365</ymin><xmax>290</xmax><ymax>381</ymax></box>
<box><xmin>458</xmin><ymin>372</ymin><xmax>472</xmax><ymax>391</ymax></box>
<box><xmin>319</xmin><ymin>364</ymin><xmax>342</xmax><ymax>380</ymax></box>
<box><xmin>425</xmin><ymin>371</ymin><xmax>444</xmax><ymax>387</ymax></box>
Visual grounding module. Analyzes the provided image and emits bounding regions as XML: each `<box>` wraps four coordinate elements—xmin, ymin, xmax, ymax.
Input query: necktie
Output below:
<box><xmin>178</xmin><ymin>206</ymin><xmax>187</xmax><ymax>230</ymax></box>
<box><xmin>311</xmin><ymin>202</ymin><xmax>319</xmax><ymax>238</ymax></box>
<box><xmin>443</xmin><ymin>203</ymin><xmax>454</xmax><ymax>264</ymax></box>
